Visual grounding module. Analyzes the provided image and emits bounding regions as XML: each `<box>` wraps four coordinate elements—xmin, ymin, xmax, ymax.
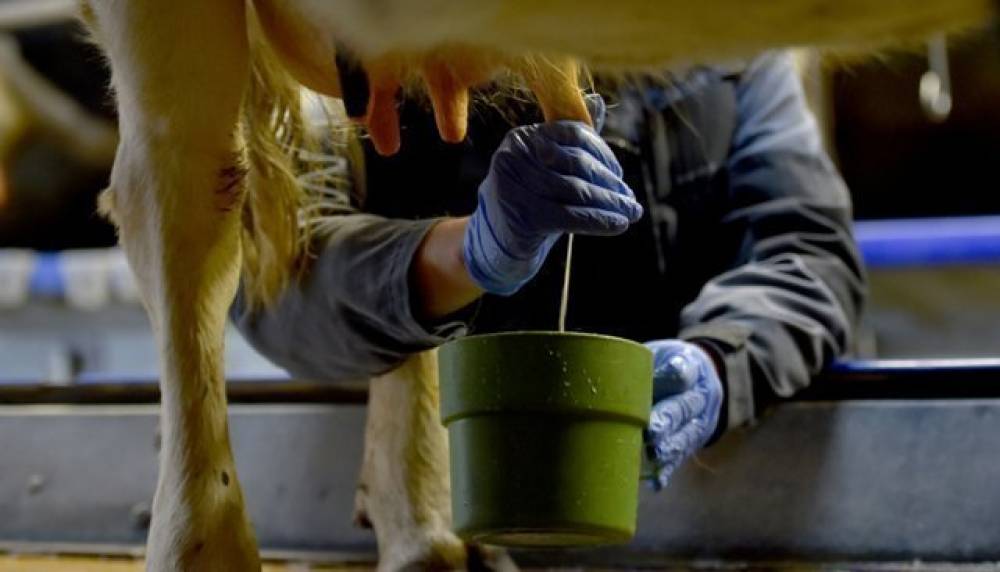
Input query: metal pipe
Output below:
<box><xmin>0</xmin><ymin>0</ymin><xmax>78</xmax><ymax>30</ymax></box>
<box><xmin>3</xmin><ymin>359</ymin><xmax>1000</xmax><ymax>405</ymax></box>
<box><xmin>0</xmin><ymin>378</ymin><xmax>369</xmax><ymax>405</ymax></box>
<box><xmin>919</xmin><ymin>34</ymin><xmax>952</xmax><ymax>122</ymax></box>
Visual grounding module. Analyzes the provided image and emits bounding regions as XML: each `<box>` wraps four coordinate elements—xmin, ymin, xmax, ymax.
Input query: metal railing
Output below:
<box><xmin>4</xmin><ymin>215</ymin><xmax>1000</xmax><ymax>309</ymax></box>
<box><xmin>0</xmin><ymin>0</ymin><xmax>77</xmax><ymax>31</ymax></box>
<box><xmin>854</xmin><ymin>215</ymin><xmax>1000</xmax><ymax>269</ymax></box>
<box><xmin>2</xmin><ymin>358</ymin><xmax>1000</xmax><ymax>405</ymax></box>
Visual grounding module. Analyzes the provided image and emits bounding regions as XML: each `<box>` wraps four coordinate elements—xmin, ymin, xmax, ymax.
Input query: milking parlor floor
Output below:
<box><xmin>0</xmin><ymin>555</ymin><xmax>373</xmax><ymax>571</ymax></box>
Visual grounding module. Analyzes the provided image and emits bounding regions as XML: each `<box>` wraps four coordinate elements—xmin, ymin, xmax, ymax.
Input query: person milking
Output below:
<box><xmin>232</xmin><ymin>50</ymin><xmax>866</xmax><ymax>489</ymax></box>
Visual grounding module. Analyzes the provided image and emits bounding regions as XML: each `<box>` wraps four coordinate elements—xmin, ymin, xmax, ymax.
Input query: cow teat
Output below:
<box><xmin>345</xmin><ymin>48</ymin><xmax>592</xmax><ymax>156</ymax></box>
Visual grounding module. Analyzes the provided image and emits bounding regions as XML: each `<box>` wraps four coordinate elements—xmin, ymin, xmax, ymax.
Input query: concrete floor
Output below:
<box><xmin>0</xmin><ymin>555</ymin><xmax>371</xmax><ymax>571</ymax></box>
<box><xmin>5</xmin><ymin>555</ymin><xmax>1000</xmax><ymax>571</ymax></box>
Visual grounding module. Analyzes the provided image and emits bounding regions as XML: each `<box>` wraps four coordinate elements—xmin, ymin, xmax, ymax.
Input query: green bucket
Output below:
<box><xmin>438</xmin><ymin>331</ymin><xmax>653</xmax><ymax>547</ymax></box>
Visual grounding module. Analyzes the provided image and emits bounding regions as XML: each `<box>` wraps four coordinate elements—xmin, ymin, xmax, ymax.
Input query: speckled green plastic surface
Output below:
<box><xmin>439</xmin><ymin>331</ymin><xmax>653</xmax><ymax>547</ymax></box>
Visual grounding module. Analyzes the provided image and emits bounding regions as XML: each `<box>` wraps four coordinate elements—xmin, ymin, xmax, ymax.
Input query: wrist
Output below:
<box><xmin>463</xmin><ymin>208</ymin><xmax>548</xmax><ymax>296</ymax></box>
<box><xmin>688</xmin><ymin>338</ymin><xmax>729</xmax><ymax>445</ymax></box>
<box><xmin>688</xmin><ymin>339</ymin><xmax>725</xmax><ymax>380</ymax></box>
<box><xmin>411</xmin><ymin>217</ymin><xmax>483</xmax><ymax>320</ymax></box>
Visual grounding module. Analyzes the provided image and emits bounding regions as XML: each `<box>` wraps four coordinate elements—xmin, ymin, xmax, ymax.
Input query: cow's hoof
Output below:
<box><xmin>464</xmin><ymin>543</ymin><xmax>518</xmax><ymax>572</ymax></box>
<box><xmin>380</xmin><ymin>532</ymin><xmax>518</xmax><ymax>571</ymax></box>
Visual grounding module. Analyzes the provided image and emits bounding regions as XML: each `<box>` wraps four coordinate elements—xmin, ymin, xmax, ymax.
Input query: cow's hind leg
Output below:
<box><xmin>355</xmin><ymin>351</ymin><xmax>517</xmax><ymax>571</ymax></box>
<box><xmin>85</xmin><ymin>1</ymin><xmax>259</xmax><ymax>569</ymax></box>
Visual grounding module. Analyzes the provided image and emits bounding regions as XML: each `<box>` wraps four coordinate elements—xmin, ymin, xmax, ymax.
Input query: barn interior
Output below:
<box><xmin>2</xmin><ymin>1</ymin><xmax>1000</xmax><ymax>570</ymax></box>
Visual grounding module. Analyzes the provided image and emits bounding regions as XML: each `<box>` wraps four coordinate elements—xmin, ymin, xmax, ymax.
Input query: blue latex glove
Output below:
<box><xmin>643</xmin><ymin>339</ymin><xmax>724</xmax><ymax>490</ymax></box>
<box><xmin>463</xmin><ymin>95</ymin><xmax>643</xmax><ymax>295</ymax></box>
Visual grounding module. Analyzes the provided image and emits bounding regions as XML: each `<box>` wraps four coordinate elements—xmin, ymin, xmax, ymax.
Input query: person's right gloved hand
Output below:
<box><xmin>463</xmin><ymin>96</ymin><xmax>643</xmax><ymax>295</ymax></box>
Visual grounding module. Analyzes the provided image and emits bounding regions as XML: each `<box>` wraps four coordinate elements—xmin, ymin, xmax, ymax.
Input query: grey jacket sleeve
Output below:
<box><xmin>230</xmin><ymin>214</ymin><xmax>465</xmax><ymax>381</ymax></box>
<box><xmin>678</xmin><ymin>52</ymin><xmax>867</xmax><ymax>429</ymax></box>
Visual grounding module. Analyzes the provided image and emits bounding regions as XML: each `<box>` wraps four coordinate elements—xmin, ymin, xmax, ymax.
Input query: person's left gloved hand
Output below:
<box><xmin>643</xmin><ymin>339</ymin><xmax>724</xmax><ymax>490</ymax></box>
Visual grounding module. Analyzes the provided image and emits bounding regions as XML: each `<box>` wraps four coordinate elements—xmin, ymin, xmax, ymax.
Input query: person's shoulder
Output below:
<box><xmin>611</xmin><ymin>50</ymin><xmax>796</xmax><ymax>110</ymax></box>
<box><xmin>731</xmin><ymin>50</ymin><xmax>802</xmax><ymax>87</ymax></box>
<box><xmin>659</xmin><ymin>51</ymin><xmax>784</xmax><ymax>95</ymax></box>
<box><xmin>708</xmin><ymin>58</ymin><xmax>750</xmax><ymax>82</ymax></box>
<box><xmin>634</xmin><ymin>63</ymin><xmax>737</xmax><ymax>109</ymax></box>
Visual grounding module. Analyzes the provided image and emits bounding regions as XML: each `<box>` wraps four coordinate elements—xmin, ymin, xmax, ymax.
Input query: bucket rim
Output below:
<box><xmin>441</xmin><ymin>330</ymin><xmax>651</xmax><ymax>354</ymax></box>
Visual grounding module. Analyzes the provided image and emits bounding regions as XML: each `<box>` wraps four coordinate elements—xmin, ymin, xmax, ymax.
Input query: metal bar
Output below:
<box><xmin>3</xmin><ymin>358</ymin><xmax>1000</xmax><ymax>405</ymax></box>
<box><xmin>854</xmin><ymin>215</ymin><xmax>1000</xmax><ymax>269</ymax></box>
<box><xmin>0</xmin><ymin>0</ymin><xmax>78</xmax><ymax>30</ymax></box>
<box><xmin>919</xmin><ymin>34</ymin><xmax>952</xmax><ymax>122</ymax></box>
<box><xmin>826</xmin><ymin>357</ymin><xmax>1000</xmax><ymax>377</ymax></box>
<box><xmin>12</xmin><ymin>216</ymin><xmax>1000</xmax><ymax>307</ymax></box>
<box><xmin>0</xmin><ymin>378</ymin><xmax>369</xmax><ymax>405</ymax></box>
<box><xmin>805</xmin><ymin>358</ymin><xmax>1000</xmax><ymax>400</ymax></box>
<box><xmin>12</xmin><ymin>216</ymin><xmax>1000</xmax><ymax>305</ymax></box>
<box><xmin>0</xmin><ymin>541</ymin><xmax>376</xmax><ymax>566</ymax></box>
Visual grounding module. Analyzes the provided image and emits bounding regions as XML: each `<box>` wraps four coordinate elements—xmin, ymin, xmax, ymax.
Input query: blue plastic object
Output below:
<box><xmin>643</xmin><ymin>340</ymin><xmax>723</xmax><ymax>490</ymax></box>
<box><xmin>28</xmin><ymin>252</ymin><xmax>64</xmax><ymax>298</ymax></box>
<box><xmin>854</xmin><ymin>215</ymin><xmax>1000</xmax><ymax>268</ymax></box>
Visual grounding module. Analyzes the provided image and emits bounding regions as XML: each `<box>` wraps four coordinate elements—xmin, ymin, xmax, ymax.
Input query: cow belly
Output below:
<box><xmin>272</xmin><ymin>0</ymin><xmax>991</xmax><ymax>69</ymax></box>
